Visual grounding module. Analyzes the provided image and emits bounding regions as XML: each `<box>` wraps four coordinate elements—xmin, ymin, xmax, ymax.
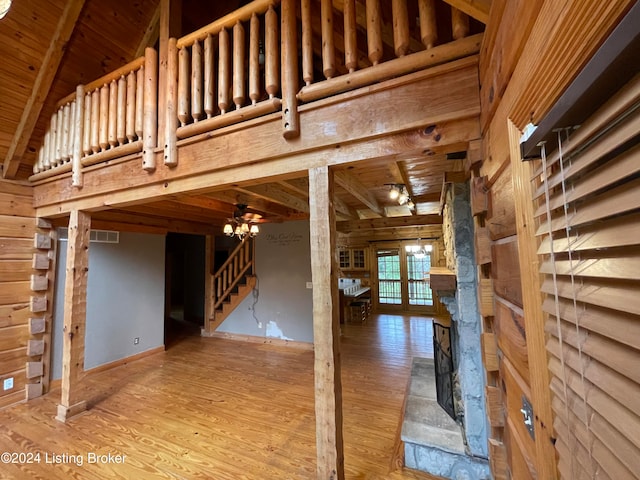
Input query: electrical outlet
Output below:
<box><xmin>133</xmin><ymin>337</ymin><xmax>140</xmax><ymax>345</ymax></box>
<box><xmin>3</xmin><ymin>377</ymin><xmax>13</xmax><ymax>391</ymax></box>
<box><xmin>306</xmin><ymin>282</ymin><xmax>313</xmax><ymax>289</ymax></box>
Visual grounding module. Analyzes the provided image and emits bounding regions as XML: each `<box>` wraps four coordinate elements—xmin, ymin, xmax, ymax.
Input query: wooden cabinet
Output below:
<box><xmin>338</xmin><ymin>248</ymin><xmax>367</xmax><ymax>270</ymax></box>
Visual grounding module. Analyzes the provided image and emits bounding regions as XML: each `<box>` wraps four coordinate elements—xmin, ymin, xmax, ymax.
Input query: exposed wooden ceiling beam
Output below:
<box><xmin>332</xmin><ymin>195</ymin><xmax>358</xmax><ymax>219</ymax></box>
<box><xmin>167</xmin><ymin>194</ymin><xmax>233</xmax><ymax>215</ymax></box>
<box><xmin>92</xmin><ymin>210</ymin><xmax>216</xmax><ymax>235</ymax></box>
<box><xmin>134</xmin><ymin>3</ymin><xmax>161</xmax><ymax>58</ymax></box>
<box><xmin>2</xmin><ymin>0</ymin><xmax>86</xmax><ymax>179</ymax></box>
<box><xmin>237</xmin><ymin>184</ymin><xmax>310</xmax><ymax>213</ymax></box>
<box><xmin>205</xmin><ymin>190</ymin><xmax>305</xmax><ymax>220</ymax></box>
<box><xmin>440</xmin><ymin>0</ymin><xmax>491</xmax><ymax>24</ymax></box>
<box><xmin>334</xmin><ymin>170</ymin><xmax>384</xmax><ymax>216</ymax></box>
<box><xmin>336</xmin><ymin>213</ymin><xmax>442</xmax><ymax>233</ymax></box>
<box><xmin>278</xmin><ymin>179</ymin><xmax>309</xmax><ymax>198</ymax></box>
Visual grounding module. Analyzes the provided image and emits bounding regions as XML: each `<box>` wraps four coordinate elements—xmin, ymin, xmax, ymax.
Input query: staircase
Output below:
<box><xmin>205</xmin><ymin>238</ymin><xmax>256</xmax><ymax>332</ymax></box>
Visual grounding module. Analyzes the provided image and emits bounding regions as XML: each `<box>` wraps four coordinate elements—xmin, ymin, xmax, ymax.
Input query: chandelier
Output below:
<box><xmin>223</xmin><ymin>204</ymin><xmax>261</xmax><ymax>239</ymax></box>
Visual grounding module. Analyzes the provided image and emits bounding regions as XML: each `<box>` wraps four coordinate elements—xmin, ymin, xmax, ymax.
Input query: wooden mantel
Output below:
<box><xmin>428</xmin><ymin>267</ymin><xmax>457</xmax><ymax>291</ymax></box>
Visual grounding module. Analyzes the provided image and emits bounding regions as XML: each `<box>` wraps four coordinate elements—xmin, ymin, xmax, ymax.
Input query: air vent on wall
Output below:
<box><xmin>57</xmin><ymin>228</ymin><xmax>120</xmax><ymax>244</ymax></box>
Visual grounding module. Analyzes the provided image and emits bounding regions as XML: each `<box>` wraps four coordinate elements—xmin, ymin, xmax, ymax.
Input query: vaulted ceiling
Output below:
<box><xmin>0</xmin><ymin>0</ymin><xmax>488</xmax><ymax>236</ymax></box>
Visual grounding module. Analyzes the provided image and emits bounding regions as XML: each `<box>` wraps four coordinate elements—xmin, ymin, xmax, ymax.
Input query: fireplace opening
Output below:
<box><xmin>433</xmin><ymin>319</ymin><xmax>456</xmax><ymax>421</ymax></box>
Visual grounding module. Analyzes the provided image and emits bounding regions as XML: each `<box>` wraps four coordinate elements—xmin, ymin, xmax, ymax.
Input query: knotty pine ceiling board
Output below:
<box><xmin>0</xmin><ymin>0</ymin><xmax>66</xmax><ymax>163</ymax></box>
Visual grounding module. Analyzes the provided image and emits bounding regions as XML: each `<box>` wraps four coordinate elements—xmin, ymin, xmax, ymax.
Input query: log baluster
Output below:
<box><xmin>451</xmin><ymin>7</ymin><xmax>470</xmax><ymax>40</ymax></box>
<box><xmin>366</xmin><ymin>0</ymin><xmax>383</xmax><ymax>65</ymax></box>
<box><xmin>43</xmin><ymin>130</ymin><xmax>51</xmax><ymax>171</ymax></box>
<box><xmin>392</xmin><ymin>0</ymin><xmax>410</xmax><ymax>57</ymax></box>
<box><xmin>61</xmin><ymin>103</ymin><xmax>70</xmax><ymax>162</ymax></box>
<box><xmin>91</xmin><ymin>89</ymin><xmax>100</xmax><ymax>153</ymax></box>
<box><xmin>143</xmin><ymin>47</ymin><xmax>158</xmax><ymax>171</ymax></box>
<box><xmin>178</xmin><ymin>46</ymin><xmax>191</xmax><ymax>126</ymax></box>
<box><xmin>135</xmin><ymin>66</ymin><xmax>144</xmax><ymax>139</ymax></box>
<box><xmin>265</xmin><ymin>5</ymin><xmax>278</xmax><ymax>99</ymax></box>
<box><xmin>72</xmin><ymin>85</ymin><xmax>84</xmax><ymax>187</ymax></box>
<box><xmin>249</xmin><ymin>13</ymin><xmax>260</xmax><ymax>105</ymax></box>
<box><xmin>218</xmin><ymin>28</ymin><xmax>230</xmax><ymax>114</ymax></box>
<box><xmin>222</xmin><ymin>269</ymin><xmax>228</xmax><ymax>294</ymax></box>
<box><xmin>418</xmin><ymin>0</ymin><xmax>437</xmax><ymax>49</ymax></box>
<box><xmin>165</xmin><ymin>38</ymin><xmax>178</xmax><ymax>166</ymax></box>
<box><xmin>47</xmin><ymin>116</ymin><xmax>55</xmax><ymax>167</ymax></box>
<box><xmin>321</xmin><ymin>0</ymin><xmax>335</xmax><ymax>79</ymax></box>
<box><xmin>344</xmin><ymin>0</ymin><xmax>357</xmax><ymax>73</ymax></box>
<box><xmin>117</xmin><ymin>76</ymin><xmax>127</xmax><ymax>145</ymax></box>
<box><xmin>233</xmin><ymin>255</ymin><xmax>238</xmax><ymax>278</ymax></box>
<box><xmin>191</xmin><ymin>40</ymin><xmax>203</xmax><ymax>122</ymax></box>
<box><xmin>233</xmin><ymin>21</ymin><xmax>246</xmax><ymax>109</ymax></box>
<box><xmin>34</xmin><ymin>146</ymin><xmax>43</xmax><ymax>173</ymax></box>
<box><xmin>99</xmin><ymin>84</ymin><xmax>110</xmax><ymax>151</ymax></box>
<box><xmin>108</xmin><ymin>80</ymin><xmax>118</xmax><ymax>148</ymax></box>
<box><xmin>126</xmin><ymin>71</ymin><xmax>136</xmax><ymax>143</ymax></box>
<box><xmin>54</xmin><ymin>108</ymin><xmax>64</xmax><ymax>165</ymax></box>
<box><xmin>55</xmin><ymin>108</ymin><xmax>64</xmax><ymax>165</ymax></box>
<box><xmin>282</xmin><ymin>0</ymin><xmax>299</xmax><ymax>138</ymax></box>
<box><xmin>301</xmin><ymin>0</ymin><xmax>313</xmax><ymax>85</ymax></box>
<box><xmin>204</xmin><ymin>35</ymin><xmax>216</xmax><ymax>118</ymax></box>
<box><xmin>47</xmin><ymin>116</ymin><xmax>56</xmax><ymax>168</ymax></box>
<box><xmin>239</xmin><ymin>244</ymin><xmax>245</xmax><ymax>268</ymax></box>
<box><xmin>69</xmin><ymin>101</ymin><xmax>78</xmax><ymax>161</ymax></box>
<box><xmin>82</xmin><ymin>92</ymin><xmax>91</xmax><ymax>156</ymax></box>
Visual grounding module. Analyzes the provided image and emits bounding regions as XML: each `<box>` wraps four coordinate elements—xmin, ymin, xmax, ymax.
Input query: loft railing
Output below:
<box><xmin>30</xmin><ymin>0</ymin><xmax>481</xmax><ymax>182</ymax></box>
<box><xmin>31</xmin><ymin>48</ymin><xmax>158</xmax><ymax>184</ymax></box>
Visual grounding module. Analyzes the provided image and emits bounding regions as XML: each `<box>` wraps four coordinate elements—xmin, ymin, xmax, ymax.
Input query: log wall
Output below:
<box><xmin>0</xmin><ymin>181</ymin><xmax>54</xmax><ymax>408</ymax></box>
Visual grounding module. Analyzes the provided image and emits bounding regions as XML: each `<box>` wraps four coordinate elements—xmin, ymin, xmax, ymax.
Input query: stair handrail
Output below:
<box><xmin>212</xmin><ymin>237</ymin><xmax>255</xmax><ymax>311</ymax></box>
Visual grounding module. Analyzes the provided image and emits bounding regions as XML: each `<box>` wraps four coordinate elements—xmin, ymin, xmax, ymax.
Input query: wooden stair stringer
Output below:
<box><xmin>208</xmin><ymin>275</ymin><xmax>256</xmax><ymax>331</ymax></box>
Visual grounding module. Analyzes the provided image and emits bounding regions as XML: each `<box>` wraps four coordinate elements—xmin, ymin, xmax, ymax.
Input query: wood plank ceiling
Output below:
<box><xmin>0</xmin><ymin>0</ymin><xmax>486</xmax><ymax>236</ymax></box>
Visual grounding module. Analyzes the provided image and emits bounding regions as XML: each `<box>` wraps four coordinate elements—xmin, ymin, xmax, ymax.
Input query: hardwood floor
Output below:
<box><xmin>0</xmin><ymin>314</ymin><xmax>441</xmax><ymax>479</ymax></box>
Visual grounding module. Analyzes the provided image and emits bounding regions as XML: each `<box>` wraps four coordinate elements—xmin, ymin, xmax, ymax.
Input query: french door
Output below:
<box><xmin>375</xmin><ymin>243</ymin><xmax>434</xmax><ymax>312</ymax></box>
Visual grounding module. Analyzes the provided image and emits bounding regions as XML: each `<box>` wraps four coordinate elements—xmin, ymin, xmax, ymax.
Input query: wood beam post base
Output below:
<box><xmin>55</xmin><ymin>401</ymin><xmax>87</xmax><ymax>423</ymax></box>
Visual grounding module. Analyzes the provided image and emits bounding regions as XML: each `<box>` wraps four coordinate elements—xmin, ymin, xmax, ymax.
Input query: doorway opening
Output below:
<box><xmin>165</xmin><ymin>233</ymin><xmax>205</xmax><ymax>346</ymax></box>
<box><xmin>375</xmin><ymin>242</ymin><xmax>434</xmax><ymax>313</ymax></box>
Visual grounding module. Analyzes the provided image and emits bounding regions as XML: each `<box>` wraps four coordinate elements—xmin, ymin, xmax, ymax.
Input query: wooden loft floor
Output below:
<box><xmin>0</xmin><ymin>314</ymin><xmax>440</xmax><ymax>480</ymax></box>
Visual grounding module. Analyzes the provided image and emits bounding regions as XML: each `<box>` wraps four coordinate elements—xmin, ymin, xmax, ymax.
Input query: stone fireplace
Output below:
<box><xmin>402</xmin><ymin>182</ymin><xmax>490</xmax><ymax>479</ymax></box>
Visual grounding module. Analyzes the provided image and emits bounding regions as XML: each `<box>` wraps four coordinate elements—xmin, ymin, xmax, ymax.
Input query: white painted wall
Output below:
<box><xmin>217</xmin><ymin>220</ymin><xmax>314</xmax><ymax>343</ymax></box>
<box><xmin>52</xmin><ymin>232</ymin><xmax>166</xmax><ymax>379</ymax></box>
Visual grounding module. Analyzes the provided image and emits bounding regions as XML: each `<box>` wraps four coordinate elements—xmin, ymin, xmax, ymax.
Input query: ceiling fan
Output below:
<box><xmin>223</xmin><ymin>204</ymin><xmax>263</xmax><ymax>238</ymax></box>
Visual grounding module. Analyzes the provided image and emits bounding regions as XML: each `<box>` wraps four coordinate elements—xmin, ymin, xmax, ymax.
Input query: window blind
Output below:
<box><xmin>533</xmin><ymin>73</ymin><xmax>640</xmax><ymax>479</ymax></box>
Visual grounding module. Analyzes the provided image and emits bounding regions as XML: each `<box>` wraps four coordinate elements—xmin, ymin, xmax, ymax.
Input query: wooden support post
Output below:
<box><xmin>308</xmin><ymin>166</ymin><xmax>345</xmax><ymax>480</ymax></box>
<box><xmin>508</xmin><ymin>121</ymin><xmax>558</xmax><ymax>480</ymax></box>
<box><xmin>281</xmin><ymin>0</ymin><xmax>300</xmax><ymax>139</ymax></box>
<box><xmin>56</xmin><ymin>210</ymin><xmax>91</xmax><ymax>422</ymax></box>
